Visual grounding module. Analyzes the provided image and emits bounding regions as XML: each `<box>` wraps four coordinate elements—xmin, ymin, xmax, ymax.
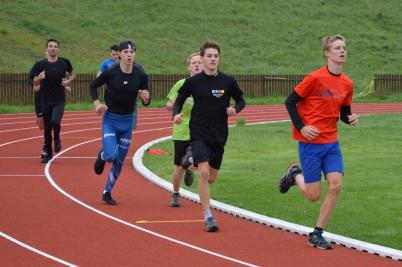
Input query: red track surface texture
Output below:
<box><xmin>1</xmin><ymin>103</ymin><xmax>401</xmax><ymax>267</ymax></box>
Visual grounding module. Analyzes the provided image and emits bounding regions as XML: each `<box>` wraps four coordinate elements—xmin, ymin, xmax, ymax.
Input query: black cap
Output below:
<box><xmin>118</xmin><ymin>40</ymin><xmax>136</xmax><ymax>51</ymax></box>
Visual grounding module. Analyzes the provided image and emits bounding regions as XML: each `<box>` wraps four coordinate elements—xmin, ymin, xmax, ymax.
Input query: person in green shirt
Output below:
<box><xmin>166</xmin><ymin>52</ymin><xmax>202</xmax><ymax>207</ymax></box>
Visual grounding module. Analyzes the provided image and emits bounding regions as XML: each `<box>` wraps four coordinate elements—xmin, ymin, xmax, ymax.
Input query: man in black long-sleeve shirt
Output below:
<box><xmin>90</xmin><ymin>40</ymin><xmax>150</xmax><ymax>205</ymax></box>
<box><xmin>173</xmin><ymin>41</ymin><xmax>245</xmax><ymax>232</ymax></box>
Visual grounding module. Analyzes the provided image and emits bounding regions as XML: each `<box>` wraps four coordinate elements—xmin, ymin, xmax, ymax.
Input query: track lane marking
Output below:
<box><xmin>0</xmin><ymin>231</ymin><xmax>77</xmax><ymax>267</ymax></box>
<box><xmin>136</xmin><ymin>219</ymin><xmax>205</xmax><ymax>224</ymax></box>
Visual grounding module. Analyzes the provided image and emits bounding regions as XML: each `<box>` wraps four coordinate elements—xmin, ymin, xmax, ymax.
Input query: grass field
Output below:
<box><xmin>143</xmin><ymin>113</ymin><xmax>402</xmax><ymax>250</ymax></box>
<box><xmin>1</xmin><ymin>0</ymin><xmax>402</xmax><ymax>92</ymax></box>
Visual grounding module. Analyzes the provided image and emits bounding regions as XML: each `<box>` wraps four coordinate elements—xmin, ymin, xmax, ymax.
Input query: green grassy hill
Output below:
<box><xmin>1</xmin><ymin>0</ymin><xmax>401</xmax><ymax>91</ymax></box>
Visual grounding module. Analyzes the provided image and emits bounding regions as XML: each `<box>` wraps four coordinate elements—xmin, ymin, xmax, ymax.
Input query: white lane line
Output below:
<box><xmin>0</xmin><ymin>232</ymin><xmax>77</xmax><ymax>267</ymax></box>
<box><xmin>43</xmin><ymin>127</ymin><xmax>258</xmax><ymax>267</ymax></box>
<box><xmin>0</xmin><ymin>174</ymin><xmax>45</xmax><ymax>177</ymax></box>
<box><xmin>0</xmin><ymin>156</ymin><xmax>132</xmax><ymax>159</ymax></box>
<box><xmin>0</xmin><ymin>127</ymin><xmax>100</xmax><ymax>147</ymax></box>
<box><xmin>0</xmin><ymin>120</ymin><xmax>171</xmax><ymax>133</ymax></box>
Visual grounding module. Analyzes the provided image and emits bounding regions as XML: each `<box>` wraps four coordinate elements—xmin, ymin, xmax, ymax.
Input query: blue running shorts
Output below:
<box><xmin>298</xmin><ymin>141</ymin><xmax>344</xmax><ymax>183</ymax></box>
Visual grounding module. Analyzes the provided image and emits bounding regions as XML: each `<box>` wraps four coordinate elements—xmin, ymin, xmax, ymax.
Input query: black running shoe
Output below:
<box><xmin>181</xmin><ymin>147</ymin><xmax>192</xmax><ymax>169</ymax></box>
<box><xmin>94</xmin><ymin>150</ymin><xmax>105</xmax><ymax>175</ymax></box>
<box><xmin>183</xmin><ymin>169</ymin><xmax>194</xmax><ymax>187</ymax></box>
<box><xmin>41</xmin><ymin>154</ymin><xmax>53</xmax><ymax>164</ymax></box>
<box><xmin>308</xmin><ymin>232</ymin><xmax>333</xmax><ymax>250</ymax></box>
<box><xmin>102</xmin><ymin>191</ymin><xmax>117</xmax><ymax>205</ymax></box>
<box><xmin>169</xmin><ymin>192</ymin><xmax>180</xmax><ymax>207</ymax></box>
<box><xmin>40</xmin><ymin>144</ymin><xmax>47</xmax><ymax>158</ymax></box>
<box><xmin>205</xmin><ymin>217</ymin><xmax>219</xmax><ymax>232</ymax></box>
<box><xmin>54</xmin><ymin>139</ymin><xmax>62</xmax><ymax>153</ymax></box>
<box><xmin>279</xmin><ymin>163</ymin><xmax>302</xmax><ymax>193</ymax></box>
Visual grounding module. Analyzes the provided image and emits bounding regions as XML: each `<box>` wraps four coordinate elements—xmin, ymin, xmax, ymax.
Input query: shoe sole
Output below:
<box><xmin>184</xmin><ymin>172</ymin><xmax>194</xmax><ymax>186</ymax></box>
<box><xmin>94</xmin><ymin>151</ymin><xmax>105</xmax><ymax>175</ymax></box>
<box><xmin>206</xmin><ymin>226</ymin><xmax>219</xmax><ymax>232</ymax></box>
<box><xmin>307</xmin><ymin>242</ymin><xmax>333</xmax><ymax>250</ymax></box>
<box><xmin>103</xmin><ymin>200</ymin><xmax>117</xmax><ymax>205</ymax></box>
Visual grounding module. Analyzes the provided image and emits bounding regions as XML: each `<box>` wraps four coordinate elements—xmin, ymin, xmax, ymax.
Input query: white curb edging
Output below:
<box><xmin>133</xmin><ymin>136</ymin><xmax>402</xmax><ymax>261</ymax></box>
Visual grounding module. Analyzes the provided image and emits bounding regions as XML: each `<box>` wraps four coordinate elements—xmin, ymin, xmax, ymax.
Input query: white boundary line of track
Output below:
<box><xmin>132</xmin><ymin>120</ymin><xmax>402</xmax><ymax>261</ymax></box>
<box><xmin>0</xmin><ymin>231</ymin><xmax>77</xmax><ymax>267</ymax></box>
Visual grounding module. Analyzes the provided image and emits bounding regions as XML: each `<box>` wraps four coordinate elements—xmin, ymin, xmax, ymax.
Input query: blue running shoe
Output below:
<box><xmin>308</xmin><ymin>232</ymin><xmax>333</xmax><ymax>250</ymax></box>
<box><xmin>205</xmin><ymin>217</ymin><xmax>219</xmax><ymax>232</ymax></box>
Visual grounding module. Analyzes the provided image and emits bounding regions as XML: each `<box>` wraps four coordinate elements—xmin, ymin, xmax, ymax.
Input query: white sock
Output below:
<box><xmin>203</xmin><ymin>209</ymin><xmax>213</xmax><ymax>220</ymax></box>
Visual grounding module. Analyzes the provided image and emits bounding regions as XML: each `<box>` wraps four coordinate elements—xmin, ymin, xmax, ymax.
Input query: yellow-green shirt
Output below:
<box><xmin>167</xmin><ymin>79</ymin><xmax>193</xmax><ymax>140</ymax></box>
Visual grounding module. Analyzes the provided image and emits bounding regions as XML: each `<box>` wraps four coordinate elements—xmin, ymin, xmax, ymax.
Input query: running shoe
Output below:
<box><xmin>308</xmin><ymin>232</ymin><xmax>333</xmax><ymax>250</ymax></box>
<box><xmin>94</xmin><ymin>150</ymin><xmax>105</xmax><ymax>175</ymax></box>
<box><xmin>181</xmin><ymin>147</ymin><xmax>192</xmax><ymax>169</ymax></box>
<box><xmin>54</xmin><ymin>139</ymin><xmax>62</xmax><ymax>153</ymax></box>
<box><xmin>183</xmin><ymin>169</ymin><xmax>194</xmax><ymax>187</ymax></box>
<box><xmin>41</xmin><ymin>154</ymin><xmax>53</xmax><ymax>164</ymax></box>
<box><xmin>102</xmin><ymin>191</ymin><xmax>117</xmax><ymax>205</ymax></box>
<box><xmin>205</xmin><ymin>216</ymin><xmax>219</xmax><ymax>232</ymax></box>
<box><xmin>169</xmin><ymin>192</ymin><xmax>180</xmax><ymax>207</ymax></box>
<box><xmin>40</xmin><ymin>144</ymin><xmax>47</xmax><ymax>158</ymax></box>
<box><xmin>279</xmin><ymin>163</ymin><xmax>302</xmax><ymax>193</ymax></box>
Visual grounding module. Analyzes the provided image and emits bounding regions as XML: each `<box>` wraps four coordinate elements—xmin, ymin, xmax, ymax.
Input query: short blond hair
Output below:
<box><xmin>187</xmin><ymin>52</ymin><xmax>200</xmax><ymax>66</ymax></box>
<box><xmin>322</xmin><ymin>34</ymin><xmax>346</xmax><ymax>52</ymax></box>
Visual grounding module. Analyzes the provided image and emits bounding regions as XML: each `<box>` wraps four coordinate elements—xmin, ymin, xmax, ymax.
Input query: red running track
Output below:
<box><xmin>0</xmin><ymin>103</ymin><xmax>401</xmax><ymax>266</ymax></box>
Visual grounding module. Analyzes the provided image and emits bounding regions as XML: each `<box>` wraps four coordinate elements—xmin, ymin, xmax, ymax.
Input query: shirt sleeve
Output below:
<box><xmin>285</xmin><ymin>90</ymin><xmax>304</xmax><ymax>130</ymax></box>
<box><xmin>340</xmin><ymin>105</ymin><xmax>352</xmax><ymax>124</ymax></box>
<box><xmin>173</xmin><ymin>79</ymin><xmax>192</xmax><ymax>117</ymax></box>
<box><xmin>342</xmin><ymin>81</ymin><xmax>354</xmax><ymax>106</ymax></box>
<box><xmin>141</xmin><ymin>73</ymin><xmax>150</xmax><ymax>106</ymax></box>
<box><xmin>230</xmin><ymin>78</ymin><xmax>246</xmax><ymax>113</ymax></box>
<box><xmin>90</xmin><ymin>71</ymin><xmax>108</xmax><ymax>101</ymax></box>
<box><xmin>294</xmin><ymin>74</ymin><xmax>315</xmax><ymax>98</ymax></box>
<box><xmin>167</xmin><ymin>79</ymin><xmax>185</xmax><ymax>101</ymax></box>
<box><xmin>27</xmin><ymin>61</ymin><xmax>40</xmax><ymax>87</ymax></box>
<box><xmin>65</xmin><ymin>59</ymin><xmax>73</xmax><ymax>73</ymax></box>
<box><xmin>98</xmin><ymin>60</ymin><xmax>107</xmax><ymax>72</ymax></box>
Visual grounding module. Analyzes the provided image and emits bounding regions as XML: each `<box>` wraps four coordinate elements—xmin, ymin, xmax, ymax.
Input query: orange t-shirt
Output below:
<box><xmin>293</xmin><ymin>66</ymin><xmax>353</xmax><ymax>143</ymax></box>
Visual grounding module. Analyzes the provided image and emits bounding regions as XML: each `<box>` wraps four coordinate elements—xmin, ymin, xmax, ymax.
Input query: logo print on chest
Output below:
<box><xmin>123</xmin><ymin>81</ymin><xmax>128</xmax><ymax>85</ymax></box>
<box><xmin>211</xmin><ymin>89</ymin><xmax>225</xmax><ymax>98</ymax></box>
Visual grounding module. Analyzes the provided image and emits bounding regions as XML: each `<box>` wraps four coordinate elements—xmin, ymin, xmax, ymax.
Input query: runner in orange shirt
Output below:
<box><xmin>279</xmin><ymin>34</ymin><xmax>359</xmax><ymax>249</ymax></box>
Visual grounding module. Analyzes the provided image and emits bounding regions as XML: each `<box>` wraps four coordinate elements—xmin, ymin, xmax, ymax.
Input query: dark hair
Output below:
<box><xmin>118</xmin><ymin>40</ymin><xmax>136</xmax><ymax>51</ymax></box>
<box><xmin>46</xmin><ymin>38</ymin><xmax>59</xmax><ymax>48</ymax></box>
<box><xmin>199</xmin><ymin>41</ymin><xmax>220</xmax><ymax>56</ymax></box>
<box><xmin>110</xmin><ymin>44</ymin><xmax>119</xmax><ymax>51</ymax></box>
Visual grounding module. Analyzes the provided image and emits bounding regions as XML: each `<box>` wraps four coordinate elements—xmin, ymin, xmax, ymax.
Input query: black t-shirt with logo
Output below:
<box><xmin>28</xmin><ymin>57</ymin><xmax>73</xmax><ymax>104</ymax></box>
<box><xmin>173</xmin><ymin>71</ymin><xmax>245</xmax><ymax>144</ymax></box>
<box><xmin>90</xmin><ymin>63</ymin><xmax>148</xmax><ymax>114</ymax></box>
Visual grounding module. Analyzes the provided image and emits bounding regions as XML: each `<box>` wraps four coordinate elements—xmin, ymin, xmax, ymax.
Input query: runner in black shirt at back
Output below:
<box><xmin>173</xmin><ymin>41</ymin><xmax>245</xmax><ymax>232</ymax></box>
<box><xmin>28</xmin><ymin>39</ymin><xmax>75</xmax><ymax>163</ymax></box>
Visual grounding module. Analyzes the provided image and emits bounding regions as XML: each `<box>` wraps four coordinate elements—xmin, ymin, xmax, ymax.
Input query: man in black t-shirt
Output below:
<box><xmin>28</xmin><ymin>38</ymin><xmax>75</xmax><ymax>163</ymax></box>
<box><xmin>173</xmin><ymin>41</ymin><xmax>246</xmax><ymax>232</ymax></box>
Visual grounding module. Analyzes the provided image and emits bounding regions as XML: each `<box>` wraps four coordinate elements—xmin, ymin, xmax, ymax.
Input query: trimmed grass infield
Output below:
<box><xmin>143</xmin><ymin>113</ymin><xmax>402</xmax><ymax>250</ymax></box>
